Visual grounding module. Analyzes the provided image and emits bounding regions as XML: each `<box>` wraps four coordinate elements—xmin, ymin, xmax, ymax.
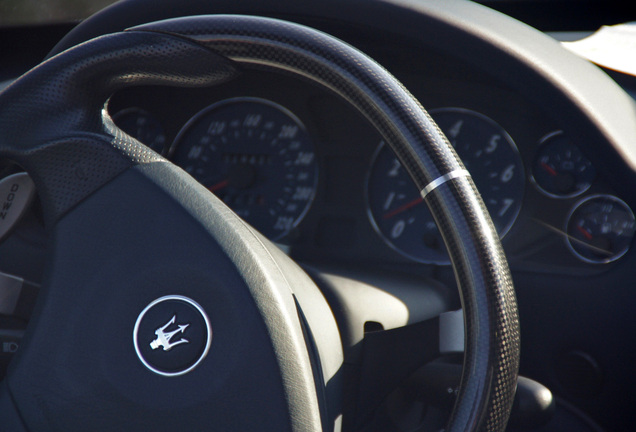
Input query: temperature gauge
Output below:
<box><xmin>532</xmin><ymin>132</ymin><xmax>595</xmax><ymax>198</ymax></box>
<box><xmin>566</xmin><ymin>195</ymin><xmax>636</xmax><ymax>264</ymax></box>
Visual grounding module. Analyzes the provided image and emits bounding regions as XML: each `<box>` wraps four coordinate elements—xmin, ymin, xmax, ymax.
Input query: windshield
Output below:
<box><xmin>0</xmin><ymin>0</ymin><xmax>118</xmax><ymax>27</ymax></box>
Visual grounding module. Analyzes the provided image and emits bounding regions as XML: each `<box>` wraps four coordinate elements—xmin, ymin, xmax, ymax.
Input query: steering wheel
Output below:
<box><xmin>0</xmin><ymin>13</ymin><xmax>518</xmax><ymax>432</ymax></box>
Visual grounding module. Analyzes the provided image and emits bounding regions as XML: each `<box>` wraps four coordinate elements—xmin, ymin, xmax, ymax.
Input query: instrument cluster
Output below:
<box><xmin>108</xmin><ymin>78</ymin><xmax>635</xmax><ymax>271</ymax></box>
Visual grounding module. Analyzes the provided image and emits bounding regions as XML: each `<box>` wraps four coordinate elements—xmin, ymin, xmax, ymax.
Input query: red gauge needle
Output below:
<box><xmin>540</xmin><ymin>162</ymin><xmax>558</xmax><ymax>177</ymax></box>
<box><xmin>532</xmin><ymin>217</ymin><xmax>612</xmax><ymax>256</ymax></box>
<box><xmin>383</xmin><ymin>196</ymin><xmax>424</xmax><ymax>219</ymax></box>
<box><xmin>577</xmin><ymin>225</ymin><xmax>593</xmax><ymax>240</ymax></box>
<box><xmin>208</xmin><ymin>179</ymin><xmax>229</xmax><ymax>193</ymax></box>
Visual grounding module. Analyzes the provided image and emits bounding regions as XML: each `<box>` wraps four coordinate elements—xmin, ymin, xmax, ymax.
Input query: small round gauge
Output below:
<box><xmin>566</xmin><ymin>195</ymin><xmax>636</xmax><ymax>264</ymax></box>
<box><xmin>367</xmin><ymin>108</ymin><xmax>524</xmax><ymax>264</ymax></box>
<box><xmin>112</xmin><ymin>107</ymin><xmax>168</xmax><ymax>154</ymax></box>
<box><xmin>171</xmin><ymin>97</ymin><xmax>318</xmax><ymax>241</ymax></box>
<box><xmin>532</xmin><ymin>131</ymin><xmax>595</xmax><ymax>198</ymax></box>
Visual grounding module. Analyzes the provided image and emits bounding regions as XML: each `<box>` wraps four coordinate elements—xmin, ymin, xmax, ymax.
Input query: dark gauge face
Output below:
<box><xmin>566</xmin><ymin>195</ymin><xmax>636</xmax><ymax>264</ymax></box>
<box><xmin>171</xmin><ymin>98</ymin><xmax>318</xmax><ymax>241</ymax></box>
<box><xmin>532</xmin><ymin>131</ymin><xmax>595</xmax><ymax>198</ymax></box>
<box><xmin>112</xmin><ymin>107</ymin><xmax>168</xmax><ymax>154</ymax></box>
<box><xmin>367</xmin><ymin>108</ymin><xmax>524</xmax><ymax>264</ymax></box>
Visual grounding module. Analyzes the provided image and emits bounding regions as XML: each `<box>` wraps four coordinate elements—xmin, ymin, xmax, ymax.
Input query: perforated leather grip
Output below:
<box><xmin>0</xmin><ymin>31</ymin><xmax>237</xmax><ymax>222</ymax></box>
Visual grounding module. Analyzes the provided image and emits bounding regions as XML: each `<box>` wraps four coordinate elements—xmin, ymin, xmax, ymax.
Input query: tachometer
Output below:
<box><xmin>171</xmin><ymin>98</ymin><xmax>318</xmax><ymax>241</ymax></box>
<box><xmin>367</xmin><ymin>108</ymin><xmax>524</xmax><ymax>263</ymax></box>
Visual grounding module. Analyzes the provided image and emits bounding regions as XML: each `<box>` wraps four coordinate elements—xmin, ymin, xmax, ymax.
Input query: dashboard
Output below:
<box><xmin>2</xmin><ymin>1</ymin><xmax>636</xmax><ymax>431</ymax></box>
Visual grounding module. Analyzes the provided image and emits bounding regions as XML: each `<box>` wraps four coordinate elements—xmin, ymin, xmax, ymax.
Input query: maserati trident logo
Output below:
<box><xmin>134</xmin><ymin>295</ymin><xmax>212</xmax><ymax>377</ymax></box>
<box><xmin>150</xmin><ymin>315</ymin><xmax>190</xmax><ymax>351</ymax></box>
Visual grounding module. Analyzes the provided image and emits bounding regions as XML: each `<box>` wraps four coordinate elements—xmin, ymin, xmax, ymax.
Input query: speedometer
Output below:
<box><xmin>367</xmin><ymin>108</ymin><xmax>524</xmax><ymax>263</ymax></box>
<box><xmin>171</xmin><ymin>98</ymin><xmax>318</xmax><ymax>241</ymax></box>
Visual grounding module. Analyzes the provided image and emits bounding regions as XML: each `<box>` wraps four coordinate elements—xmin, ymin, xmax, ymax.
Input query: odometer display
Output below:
<box><xmin>367</xmin><ymin>108</ymin><xmax>524</xmax><ymax>264</ymax></box>
<box><xmin>171</xmin><ymin>98</ymin><xmax>318</xmax><ymax>241</ymax></box>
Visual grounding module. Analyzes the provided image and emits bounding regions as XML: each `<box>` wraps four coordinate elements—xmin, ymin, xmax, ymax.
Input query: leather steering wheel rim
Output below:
<box><xmin>0</xmin><ymin>14</ymin><xmax>519</xmax><ymax>432</ymax></box>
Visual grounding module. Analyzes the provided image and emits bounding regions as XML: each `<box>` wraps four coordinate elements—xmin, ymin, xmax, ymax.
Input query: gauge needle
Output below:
<box><xmin>531</xmin><ymin>217</ymin><xmax>612</xmax><ymax>256</ymax></box>
<box><xmin>540</xmin><ymin>162</ymin><xmax>557</xmax><ymax>177</ymax></box>
<box><xmin>576</xmin><ymin>225</ymin><xmax>593</xmax><ymax>241</ymax></box>
<box><xmin>383</xmin><ymin>197</ymin><xmax>424</xmax><ymax>219</ymax></box>
<box><xmin>208</xmin><ymin>180</ymin><xmax>229</xmax><ymax>193</ymax></box>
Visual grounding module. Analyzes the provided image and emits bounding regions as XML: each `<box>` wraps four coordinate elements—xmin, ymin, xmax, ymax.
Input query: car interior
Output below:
<box><xmin>1</xmin><ymin>0</ymin><xmax>636</xmax><ymax>431</ymax></box>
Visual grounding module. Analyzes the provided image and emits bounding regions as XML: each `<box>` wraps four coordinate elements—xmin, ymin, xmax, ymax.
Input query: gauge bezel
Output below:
<box><xmin>565</xmin><ymin>194</ymin><xmax>636</xmax><ymax>264</ymax></box>
<box><xmin>365</xmin><ymin>107</ymin><xmax>523</xmax><ymax>264</ymax></box>
<box><xmin>169</xmin><ymin>96</ymin><xmax>319</xmax><ymax>242</ymax></box>
<box><xmin>531</xmin><ymin>130</ymin><xmax>594</xmax><ymax>199</ymax></box>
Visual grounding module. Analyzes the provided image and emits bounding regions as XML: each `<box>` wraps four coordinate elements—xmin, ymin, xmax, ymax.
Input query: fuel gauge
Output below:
<box><xmin>532</xmin><ymin>132</ymin><xmax>595</xmax><ymax>198</ymax></box>
<box><xmin>566</xmin><ymin>195</ymin><xmax>636</xmax><ymax>264</ymax></box>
